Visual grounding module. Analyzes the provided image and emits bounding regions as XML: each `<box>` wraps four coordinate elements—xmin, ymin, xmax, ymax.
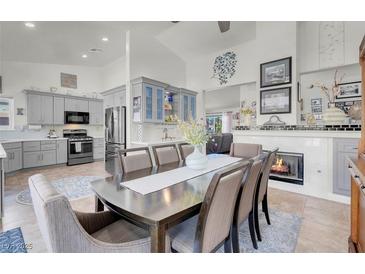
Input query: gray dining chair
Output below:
<box><xmin>152</xmin><ymin>144</ymin><xmax>180</xmax><ymax>166</ymax></box>
<box><xmin>230</xmin><ymin>143</ymin><xmax>262</xmax><ymax>159</ymax></box>
<box><xmin>118</xmin><ymin>147</ymin><xmax>153</xmax><ymax>173</ymax></box>
<box><xmin>29</xmin><ymin>174</ymin><xmax>153</xmax><ymax>252</ymax></box>
<box><xmin>254</xmin><ymin>148</ymin><xmax>278</xmax><ymax>241</ymax></box>
<box><xmin>168</xmin><ymin>160</ymin><xmax>252</xmax><ymax>253</ymax></box>
<box><xmin>232</xmin><ymin>155</ymin><xmax>266</xmax><ymax>252</ymax></box>
<box><xmin>178</xmin><ymin>142</ymin><xmax>194</xmax><ymax>160</ymax></box>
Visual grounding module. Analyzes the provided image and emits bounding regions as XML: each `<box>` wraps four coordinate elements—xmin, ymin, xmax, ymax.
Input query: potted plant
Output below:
<box><xmin>309</xmin><ymin>70</ymin><xmax>347</xmax><ymax>124</ymax></box>
<box><xmin>178</xmin><ymin>118</ymin><xmax>209</xmax><ymax>170</ymax></box>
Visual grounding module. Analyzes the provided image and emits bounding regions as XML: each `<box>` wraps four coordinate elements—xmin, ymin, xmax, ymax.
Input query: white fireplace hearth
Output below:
<box><xmin>233</xmin><ymin>130</ymin><xmax>360</xmax><ymax>204</ymax></box>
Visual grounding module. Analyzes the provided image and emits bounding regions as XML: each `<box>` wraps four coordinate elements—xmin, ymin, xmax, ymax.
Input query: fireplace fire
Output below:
<box><xmin>268</xmin><ymin>151</ymin><xmax>304</xmax><ymax>185</ymax></box>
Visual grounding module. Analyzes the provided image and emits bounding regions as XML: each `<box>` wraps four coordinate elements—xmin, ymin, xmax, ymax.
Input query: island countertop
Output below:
<box><xmin>130</xmin><ymin>139</ymin><xmax>185</xmax><ymax>147</ymax></box>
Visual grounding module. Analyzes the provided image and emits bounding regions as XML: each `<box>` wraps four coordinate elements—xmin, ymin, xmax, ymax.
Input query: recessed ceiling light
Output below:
<box><xmin>24</xmin><ymin>22</ymin><xmax>35</xmax><ymax>28</ymax></box>
<box><xmin>82</xmin><ymin>54</ymin><xmax>88</xmax><ymax>58</ymax></box>
<box><xmin>101</xmin><ymin>37</ymin><xmax>109</xmax><ymax>42</ymax></box>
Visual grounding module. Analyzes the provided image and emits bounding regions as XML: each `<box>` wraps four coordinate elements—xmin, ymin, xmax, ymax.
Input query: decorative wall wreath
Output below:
<box><xmin>212</xmin><ymin>51</ymin><xmax>237</xmax><ymax>85</ymax></box>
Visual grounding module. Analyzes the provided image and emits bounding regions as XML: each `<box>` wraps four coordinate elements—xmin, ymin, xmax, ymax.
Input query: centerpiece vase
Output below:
<box><xmin>243</xmin><ymin>115</ymin><xmax>251</xmax><ymax>127</ymax></box>
<box><xmin>186</xmin><ymin>144</ymin><xmax>208</xmax><ymax>170</ymax></box>
<box><xmin>322</xmin><ymin>103</ymin><xmax>347</xmax><ymax>125</ymax></box>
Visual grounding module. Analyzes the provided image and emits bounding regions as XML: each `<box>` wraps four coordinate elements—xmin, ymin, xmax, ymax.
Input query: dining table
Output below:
<box><xmin>90</xmin><ymin>155</ymin><xmax>247</xmax><ymax>253</ymax></box>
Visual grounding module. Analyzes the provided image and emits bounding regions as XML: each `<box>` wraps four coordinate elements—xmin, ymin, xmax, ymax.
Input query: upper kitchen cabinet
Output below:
<box><xmin>180</xmin><ymin>88</ymin><xmax>197</xmax><ymax>121</ymax></box>
<box><xmin>164</xmin><ymin>85</ymin><xmax>180</xmax><ymax>123</ymax></box>
<box><xmin>101</xmin><ymin>85</ymin><xmax>126</xmax><ymax>109</ymax></box>
<box><xmin>65</xmin><ymin>98</ymin><xmax>89</xmax><ymax>112</ymax></box>
<box><xmin>89</xmin><ymin>100</ymin><xmax>104</xmax><ymax>125</ymax></box>
<box><xmin>53</xmin><ymin>96</ymin><xmax>65</xmax><ymax>125</ymax></box>
<box><xmin>26</xmin><ymin>91</ymin><xmax>54</xmax><ymax>125</ymax></box>
<box><xmin>131</xmin><ymin>77</ymin><xmax>167</xmax><ymax>123</ymax></box>
<box><xmin>25</xmin><ymin>90</ymin><xmax>104</xmax><ymax>125</ymax></box>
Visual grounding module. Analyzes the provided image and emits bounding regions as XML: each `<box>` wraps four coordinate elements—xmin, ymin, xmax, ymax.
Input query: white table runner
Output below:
<box><xmin>121</xmin><ymin>155</ymin><xmax>243</xmax><ymax>195</ymax></box>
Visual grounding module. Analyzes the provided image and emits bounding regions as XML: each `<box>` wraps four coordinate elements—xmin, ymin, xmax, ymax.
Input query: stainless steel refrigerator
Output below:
<box><xmin>105</xmin><ymin>106</ymin><xmax>126</xmax><ymax>175</ymax></box>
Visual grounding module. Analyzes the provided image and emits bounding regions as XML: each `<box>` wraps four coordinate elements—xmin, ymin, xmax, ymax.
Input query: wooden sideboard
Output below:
<box><xmin>348</xmin><ymin>35</ymin><xmax>365</xmax><ymax>253</ymax></box>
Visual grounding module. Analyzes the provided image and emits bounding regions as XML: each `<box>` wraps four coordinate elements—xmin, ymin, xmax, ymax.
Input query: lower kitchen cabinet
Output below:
<box><xmin>23</xmin><ymin>150</ymin><xmax>57</xmax><ymax>168</ymax></box>
<box><xmin>56</xmin><ymin>140</ymin><xmax>68</xmax><ymax>164</ymax></box>
<box><xmin>23</xmin><ymin>151</ymin><xmax>42</xmax><ymax>169</ymax></box>
<box><xmin>2</xmin><ymin>142</ymin><xmax>23</xmax><ymax>173</ymax></box>
<box><xmin>93</xmin><ymin>138</ymin><xmax>105</xmax><ymax>160</ymax></box>
<box><xmin>333</xmin><ymin>138</ymin><xmax>359</xmax><ymax>196</ymax></box>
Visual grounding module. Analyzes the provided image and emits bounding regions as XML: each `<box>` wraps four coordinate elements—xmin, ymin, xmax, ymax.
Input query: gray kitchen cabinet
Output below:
<box><xmin>54</xmin><ymin>96</ymin><xmax>65</xmax><ymax>125</ymax></box>
<box><xmin>27</xmin><ymin>94</ymin><xmax>54</xmax><ymax>125</ymax></box>
<box><xmin>42</xmin><ymin>95</ymin><xmax>54</xmax><ymax>124</ymax></box>
<box><xmin>40</xmin><ymin>150</ymin><xmax>56</xmax><ymax>166</ymax></box>
<box><xmin>180</xmin><ymin>89</ymin><xmax>197</xmax><ymax>121</ymax></box>
<box><xmin>93</xmin><ymin>138</ymin><xmax>105</xmax><ymax>160</ymax></box>
<box><xmin>333</xmin><ymin>138</ymin><xmax>359</xmax><ymax>196</ymax></box>
<box><xmin>2</xmin><ymin>142</ymin><xmax>23</xmax><ymax>173</ymax></box>
<box><xmin>89</xmin><ymin>100</ymin><xmax>103</xmax><ymax>125</ymax></box>
<box><xmin>27</xmin><ymin>94</ymin><xmax>42</xmax><ymax>124</ymax></box>
<box><xmin>65</xmin><ymin>98</ymin><xmax>89</xmax><ymax>112</ymax></box>
<box><xmin>56</xmin><ymin>139</ymin><xmax>68</xmax><ymax>164</ymax></box>
<box><xmin>23</xmin><ymin>151</ymin><xmax>41</xmax><ymax>169</ymax></box>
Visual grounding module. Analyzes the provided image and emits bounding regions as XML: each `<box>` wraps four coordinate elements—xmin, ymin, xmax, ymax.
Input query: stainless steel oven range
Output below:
<box><xmin>63</xmin><ymin>129</ymin><xmax>93</xmax><ymax>166</ymax></box>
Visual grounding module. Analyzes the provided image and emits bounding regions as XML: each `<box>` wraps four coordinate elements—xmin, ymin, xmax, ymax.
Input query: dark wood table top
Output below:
<box><xmin>91</xmin><ymin>160</ymin><xmax>223</xmax><ymax>227</ymax></box>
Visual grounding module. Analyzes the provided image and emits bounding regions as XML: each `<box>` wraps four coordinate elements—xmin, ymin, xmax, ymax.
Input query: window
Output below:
<box><xmin>0</xmin><ymin>98</ymin><xmax>14</xmax><ymax>130</ymax></box>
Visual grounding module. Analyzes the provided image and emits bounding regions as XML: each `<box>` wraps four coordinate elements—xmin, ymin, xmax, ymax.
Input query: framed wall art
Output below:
<box><xmin>260</xmin><ymin>57</ymin><xmax>292</xmax><ymax>88</ymax></box>
<box><xmin>335</xmin><ymin>81</ymin><xmax>361</xmax><ymax>100</ymax></box>
<box><xmin>61</xmin><ymin>73</ymin><xmax>77</xmax><ymax>89</ymax></box>
<box><xmin>260</xmin><ymin>87</ymin><xmax>291</xmax><ymax>115</ymax></box>
<box><xmin>311</xmin><ymin>98</ymin><xmax>323</xmax><ymax>114</ymax></box>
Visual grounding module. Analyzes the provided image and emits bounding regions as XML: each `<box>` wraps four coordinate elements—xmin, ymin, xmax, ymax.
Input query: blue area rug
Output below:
<box><xmin>16</xmin><ymin>176</ymin><xmax>103</xmax><ymax>206</ymax></box>
<box><xmin>219</xmin><ymin>209</ymin><xmax>302</xmax><ymax>253</ymax></box>
<box><xmin>0</xmin><ymin>227</ymin><xmax>27</xmax><ymax>253</ymax></box>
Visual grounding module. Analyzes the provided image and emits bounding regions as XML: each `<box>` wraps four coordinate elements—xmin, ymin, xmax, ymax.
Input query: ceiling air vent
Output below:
<box><xmin>89</xmin><ymin>48</ymin><xmax>103</xmax><ymax>53</ymax></box>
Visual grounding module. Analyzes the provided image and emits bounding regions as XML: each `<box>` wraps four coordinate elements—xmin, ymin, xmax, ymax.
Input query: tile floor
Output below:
<box><xmin>0</xmin><ymin>161</ymin><xmax>350</xmax><ymax>252</ymax></box>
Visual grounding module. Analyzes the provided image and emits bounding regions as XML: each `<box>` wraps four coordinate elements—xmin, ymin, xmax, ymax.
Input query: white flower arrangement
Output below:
<box><xmin>177</xmin><ymin>118</ymin><xmax>209</xmax><ymax>145</ymax></box>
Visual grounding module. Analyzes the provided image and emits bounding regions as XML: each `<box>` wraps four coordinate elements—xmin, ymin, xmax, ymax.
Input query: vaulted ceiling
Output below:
<box><xmin>0</xmin><ymin>21</ymin><xmax>256</xmax><ymax>67</ymax></box>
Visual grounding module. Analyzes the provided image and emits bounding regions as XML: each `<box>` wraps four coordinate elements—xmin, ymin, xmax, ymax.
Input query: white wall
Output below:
<box><xmin>186</xmin><ymin>22</ymin><xmax>298</xmax><ymax>125</ymax></box>
<box><xmin>100</xmin><ymin>57</ymin><xmax>126</xmax><ymax>91</ymax></box>
<box><xmin>1</xmin><ymin>61</ymin><xmax>104</xmax><ymax>136</ymax></box>
<box><xmin>298</xmin><ymin>21</ymin><xmax>365</xmax><ymax>73</ymax></box>
<box><xmin>299</xmin><ymin>64</ymin><xmax>361</xmax><ymax>120</ymax></box>
<box><xmin>205</xmin><ymin>85</ymin><xmax>240</xmax><ymax>113</ymax></box>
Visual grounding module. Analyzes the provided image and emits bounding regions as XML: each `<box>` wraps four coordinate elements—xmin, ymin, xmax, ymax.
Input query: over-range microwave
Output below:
<box><xmin>64</xmin><ymin>111</ymin><xmax>90</xmax><ymax>124</ymax></box>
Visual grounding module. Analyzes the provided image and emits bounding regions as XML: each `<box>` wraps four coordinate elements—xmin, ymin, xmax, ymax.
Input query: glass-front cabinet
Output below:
<box><xmin>141</xmin><ymin>82</ymin><xmax>165</xmax><ymax>123</ymax></box>
<box><xmin>131</xmin><ymin>77</ymin><xmax>197</xmax><ymax>124</ymax></box>
<box><xmin>180</xmin><ymin>89</ymin><xmax>197</xmax><ymax>121</ymax></box>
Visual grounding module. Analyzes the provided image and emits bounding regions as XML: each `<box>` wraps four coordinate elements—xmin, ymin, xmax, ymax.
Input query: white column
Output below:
<box><xmin>125</xmin><ymin>30</ymin><xmax>131</xmax><ymax>147</ymax></box>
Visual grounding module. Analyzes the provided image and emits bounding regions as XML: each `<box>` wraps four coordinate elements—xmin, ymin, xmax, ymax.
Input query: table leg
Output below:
<box><xmin>149</xmin><ymin>223</ymin><xmax>166</xmax><ymax>253</ymax></box>
<box><xmin>95</xmin><ymin>196</ymin><xmax>104</xmax><ymax>212</ymax></box>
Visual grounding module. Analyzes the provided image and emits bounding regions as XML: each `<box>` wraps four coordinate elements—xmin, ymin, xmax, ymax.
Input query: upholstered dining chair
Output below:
<box><xmin>152</xmin><ymin>144</ymin><xmax>180</xmax><ymax>166</ymax></box>
<box><xmin>232</xmin><ymin>155</ymin><xmax>266</xmax><ymax>252</ymax></box>
<box><xmin>29</xmin><ymin>174</ymin><xmax>153</xmax><ymax>252</ymax></box>
<box><xmin>178</xmin><ymin>142</ymin><xmax>194</xmax><ymax>161</ymax></box>
<box><xmin>230</xmin><ymin>143</ymin><xmax>262</xmax><ymax>159</ymax></box>
<box><xmin>168</xmin><ymin>160</ymin><xmax>253</xmax><ymax>253</ymax></box>
<box><xmin>117</xmin><ymin>147</ymin><xmax>153</xmax><ymax>174</ymax></box>
<box><xmin>254</xmin><ymin>148</ymin><xmax>278</xmax><ymax>242</ymax></box>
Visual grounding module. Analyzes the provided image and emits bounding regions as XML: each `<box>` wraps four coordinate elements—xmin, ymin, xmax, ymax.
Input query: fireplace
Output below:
<box><xmin>269</xmin><ymin>151</ymin><xmax>304</xmax><ymax>185</ymax></box>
